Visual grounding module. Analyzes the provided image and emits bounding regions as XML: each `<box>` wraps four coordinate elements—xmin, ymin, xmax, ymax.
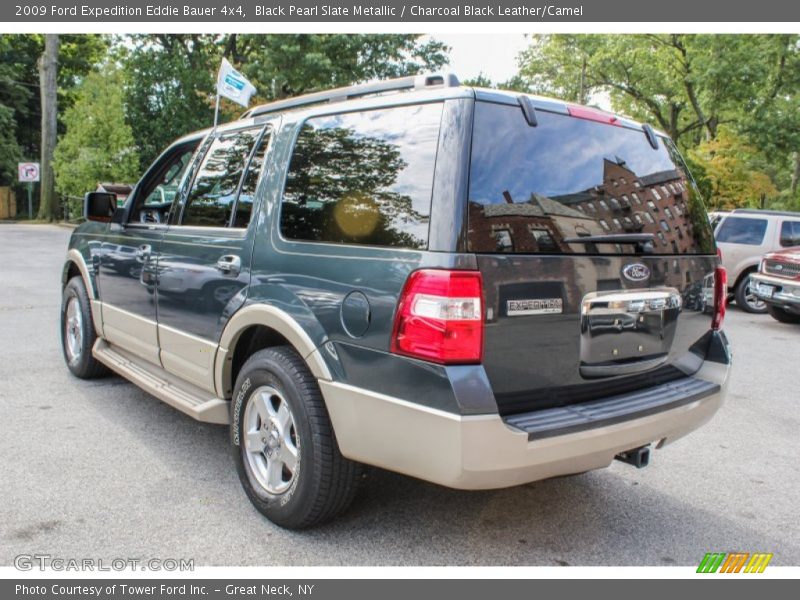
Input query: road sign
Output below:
<box><xmin>18</xmin><ymin>162</ymin><xmax>39</xmax><ymax>217</ymax></box>
<box><xmin>18</xmin><ymin>162</ymin><xmax>40</xmax><ymax>183</ymax></box>
<box><xmin>17</xmin><ymin>163</ymin><xmax>39</xmax><ymax>183</ymax></box>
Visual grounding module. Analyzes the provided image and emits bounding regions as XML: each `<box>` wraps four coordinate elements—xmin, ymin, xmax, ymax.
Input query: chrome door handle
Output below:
<box><xmin>216</xmin><ymin>255</ymin><xmax>241</xmax><ymax>274</ymax></box>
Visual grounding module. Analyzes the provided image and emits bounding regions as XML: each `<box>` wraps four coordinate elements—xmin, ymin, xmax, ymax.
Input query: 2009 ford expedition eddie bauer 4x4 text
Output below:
<box><xmin>61</xmin><ymin>74</ymin><xmax>731</xmax><ymax>528</ymax></box>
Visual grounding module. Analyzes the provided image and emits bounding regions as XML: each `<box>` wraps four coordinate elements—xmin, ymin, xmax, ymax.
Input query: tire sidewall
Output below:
<box><xmin>231</xmin><ymin>351</ymin><xmax>319</xmax><ymax>526</ymax></box>
<box><xmin>736</xmin><ymin>274</ymin><xmax>767</xmax><ymax>314</ymax></box>
<box><xmin>61</xmin><ymin>278</ymin><xmax>96</xmax><ymax>376</ymax></box>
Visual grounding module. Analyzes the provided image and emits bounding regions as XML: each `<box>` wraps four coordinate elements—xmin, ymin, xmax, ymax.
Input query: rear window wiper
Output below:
<box><xmin>562</xmin><ymin>233</ymin><xmax>655</xmax><ymax>253</ymax></box>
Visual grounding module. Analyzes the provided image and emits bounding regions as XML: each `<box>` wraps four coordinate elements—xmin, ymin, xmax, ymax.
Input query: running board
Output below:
<box><xmin>93</xmin><ymin>339</ymin><xmax>229</xmax><ymax>424</ymax></box>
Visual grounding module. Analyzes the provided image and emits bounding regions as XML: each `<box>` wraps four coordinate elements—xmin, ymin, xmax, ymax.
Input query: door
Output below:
<box><xmin>155</xmin><ymin>124</ymin><xmax>272</xmax><ymax>392</ymax></box>
<box><xmin>97</xmin><ymin>138</ymin><xmax>202</xmax><ymax>365</ymax></box>
<box><xmin>466</xmin><ymin>100</ymin><xmax>719</xmax><ymax>415</ymax></box>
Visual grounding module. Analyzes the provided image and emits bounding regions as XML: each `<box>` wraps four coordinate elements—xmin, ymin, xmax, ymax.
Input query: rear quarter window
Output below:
<box><xmin>716</xmin><ymin>217</ymin><xmax>768</xmax><ymax>245</ymax></box>
<box><xmin>280</xmin><ymin>103</ymin><xmax>443</xmax><ymax>249</ymax></box>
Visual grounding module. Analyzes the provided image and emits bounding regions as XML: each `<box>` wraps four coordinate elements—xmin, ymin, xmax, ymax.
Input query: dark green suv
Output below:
<box><xmin>61</xmin><ymin>74</ymin><xmax>732</xmax><ymax>529</ymax></box>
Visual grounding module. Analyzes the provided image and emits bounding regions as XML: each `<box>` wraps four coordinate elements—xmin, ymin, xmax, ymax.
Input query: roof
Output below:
<box><xmin>185</xmin><ymin>72</ymin><xmax>664</xmax><ymax>142</ymax></box>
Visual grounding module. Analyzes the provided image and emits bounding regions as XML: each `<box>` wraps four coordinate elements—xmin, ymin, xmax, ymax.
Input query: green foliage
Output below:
<box><xmin>118</xmin><ymin>34</ymin><xmax>449</xmax><ymax>170</ymax></box>
<box><xmin>462</xmin><ymin>73</ymin><xmax>494</xmax><ymax>88</ymax></box>
<box><xmin>0</xmin><ymin>35</ymin><xmax>107</xmax><ymax>158</ymax></box>
<box><xmin>117</xmin><ymin>35</ymin><xmax>219</xmax><ymax>172</ymax></box>
<box><xmin>53</xmin><ymin>65</ymin><xmax>139</xmax><ymax>198</ymax></box>
<box><xmin>0</xmin><ymin>105</ymin><xmax>22</xmax><ymax>185</ymax></box>
<box><xmin>689</xmin><ymin>128</ymin><xmax>777</xmax><ymax>210</ymax></box>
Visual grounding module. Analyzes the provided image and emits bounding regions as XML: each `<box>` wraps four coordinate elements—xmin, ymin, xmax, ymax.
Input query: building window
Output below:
<box><xmin>599</xmin><ymin>219</ymin><xmax>611</xmax><ymax>231</ymax></box>
<box><xmin>660</xmin><ymin>219</ymin><xmax>670</xmax><ymax>232</ymax></box>
<box><xmin>657</xmin><ymin>231</ymin><xmax>667</xmax><ymax>246</ymax></box>
<box><xmin>493</xmin><ymin>227</ymin><xmax>514</xmax><ymax>252</ymax></box>
<box><xmin>645</xmin><ymin>212</ymin><xmax>655</xmax><ymax>224</ymax></box>
<box><xmin>661</xmin><ymin>185</ymin><xmax>670</xmax><ymax>198</ymax></box>
<box><xmin>609</xmin><ymin>197</ymin><xmax>621</xmax><ymax>211</ymax></box>
<box><xmin>530</xmin><ymin>227</ymin><xmax>558</xmax><ymax>252</ymax></box>
<box><xmin>612</xmin><ymin>218</ymin><xmax>622</xmax><ymax>229</ymax></box>
<box><xmin>631</xmin><ymin>192</ymin><xmax>641</xmax><ymax>205</ymax></box>
<box><xmin>652</xmin><ymin>187</ymin><xmax>662</xmax><ymax>201</ymax></box>
<box><xmin>664</xmin><ymin>207</ymin><xmax>674</xmax><ymax>220</ymax></box>
<box><xmin>585</xmin><ymin>202</ymin><xmax>597</xmax><ymax>214</ymax></box>
<box><xmin>633</xmin><ymin>213</ymin><xmax>643</xmax><ymax>225</ymax></box>
<box><xmin>647</xmin><ymin>200</ymin><xmax>658</xmax><ymax>212</ymax></box>
<box><xmin>599</xmin><ymin>199</ymin><xmax>609</xmax><ymax>211</ymax></box>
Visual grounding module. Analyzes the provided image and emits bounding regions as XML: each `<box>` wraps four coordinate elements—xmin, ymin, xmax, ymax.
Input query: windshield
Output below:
<box><xmin>467</xmin><ymin>101</ymin><xmax>716</xmax><ymax>255</ymax></box>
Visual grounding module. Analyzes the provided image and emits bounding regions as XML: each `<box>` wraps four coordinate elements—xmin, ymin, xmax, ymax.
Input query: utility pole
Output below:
<box><xmin>37</xmin><ymin>34</ymin><xmax>58</xmax><ymax>222</ymax></box>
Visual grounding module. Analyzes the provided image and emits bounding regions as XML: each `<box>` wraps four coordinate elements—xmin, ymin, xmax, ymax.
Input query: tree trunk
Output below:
<box><xmin>37</xmin><ymin>35</ymin><xmax>58</xmax><ymax>222</ymax></box>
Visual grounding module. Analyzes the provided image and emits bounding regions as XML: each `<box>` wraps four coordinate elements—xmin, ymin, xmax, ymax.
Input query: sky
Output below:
<box><xmin>425</xmin><ymin>34</ymin><xmax>530</xmax><ymax>84</ymax></box>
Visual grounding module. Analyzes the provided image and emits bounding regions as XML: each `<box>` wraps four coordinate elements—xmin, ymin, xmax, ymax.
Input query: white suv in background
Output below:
<box><xmin>714</xmin><ymin>209</ymin><xmax>800</xmax><ymax>312</ymax></box>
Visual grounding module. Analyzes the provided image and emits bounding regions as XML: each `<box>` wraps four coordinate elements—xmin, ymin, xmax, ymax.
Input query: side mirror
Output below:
<box><xmin>84</xmin><ymin>192</ymin><xmax>116</xmax><ymax>222</ymax></box>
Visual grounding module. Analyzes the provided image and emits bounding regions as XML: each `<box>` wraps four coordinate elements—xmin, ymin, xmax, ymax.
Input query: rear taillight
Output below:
<box><xmin>391</xmin><ymin>269</ymin><xmax>483</xmax><ymax>364</ymax></box>
<box><xmin>712</xmin><ymin>265</ymin><xmax>727</xmax><ymax>331</ymax></box>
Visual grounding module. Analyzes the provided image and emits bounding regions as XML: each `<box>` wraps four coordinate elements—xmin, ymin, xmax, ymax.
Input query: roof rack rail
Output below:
<box><xmin>732</xmin><ymin>208</ymin><xmax>800</xmax><ymax>217</ymax></box>
<box><xmin>242</xmin><ymin>72</ymin><xmax>460</xmax><ymax>119</ymax></box>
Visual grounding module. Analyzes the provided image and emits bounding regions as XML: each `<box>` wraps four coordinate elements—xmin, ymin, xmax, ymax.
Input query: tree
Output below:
<box><xmin>117</xmin><ymin>34</ymin><xmax>449</xmax><ymax>170</ymax></box>
<box><xmin>514</xmin><ymin>34</ymin><xmax>800</xmax><ymax>208</ymax></box>
<box><xmin>689</xmin><ymin>128</ymin><xmax>778</xmax><ymax>210</ymax></box>
<box><xmin>117</xmin><ymin>35</ymin><xmax>220</xmax><ymax>171</ymax></box>
<box><xmin>53</xmin><ymin>65</ymin><xmax>139</xmax><ymax>200</ymax></box>
<box><xmin>37</xmin><ymin>34</ymin><xmax>58</xmax><ymax>221</ymax></box>
<box><xmin>0</xmin><ymin>106</ymin><xmax>22</xmax><ymax>186</ymax></box>
<box><xmin>462</xmin><ymin>73</ymin><xmax>494</xmax><ymax>88</ymax></box>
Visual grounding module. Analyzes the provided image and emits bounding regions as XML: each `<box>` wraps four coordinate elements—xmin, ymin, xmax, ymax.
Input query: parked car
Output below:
<box><xmin>61</xmin><ymin>74</ymin><xmax>731</xmax><ymax>529</ymax></box>
<box><xmin>713</xmin><ymin>209</ymin><xmax>800</xmax><ymax>313</ymax></box>
<box><xmin>751</xmin><ymin>246</ymin><xmax>800</xmax><ymax>324</ymax></box>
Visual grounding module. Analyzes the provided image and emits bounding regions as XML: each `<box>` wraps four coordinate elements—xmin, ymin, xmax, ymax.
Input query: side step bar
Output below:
<box><xmin>93</xmin><ymin>339</ymin><xmax>229</xmax><ymax>424</ymax></box>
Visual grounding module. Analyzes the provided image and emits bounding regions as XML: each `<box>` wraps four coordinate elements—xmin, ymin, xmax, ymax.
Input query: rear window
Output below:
<box><xmin>467</xmin><ymin>102</ymin><xmax>715</xmax><ymax>255</ymax></box>
<box><xmin>716</xmin><ymin>217</ymin><xmax>767</xmax><ymax>245</ymax></box>
<box><xmin>280</xmin><ymin>103</ymin><xmax>442</xmax><ymax>249</ymax></box>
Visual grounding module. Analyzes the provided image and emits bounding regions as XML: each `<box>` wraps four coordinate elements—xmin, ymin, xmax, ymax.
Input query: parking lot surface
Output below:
<box><xmin>1</xmin><ymin>224</ymin><xmax>798</xmax><ymax>566</ymax></box>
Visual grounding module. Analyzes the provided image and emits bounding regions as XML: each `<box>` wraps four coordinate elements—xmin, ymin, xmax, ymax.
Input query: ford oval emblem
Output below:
<box><xmin>622</xmin><ymin>263</ymin><xmax>651</xmax><ymax>283</ymax></box>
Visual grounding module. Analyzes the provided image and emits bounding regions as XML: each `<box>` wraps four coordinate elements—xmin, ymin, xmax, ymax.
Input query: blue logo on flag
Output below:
<box><xmin>224</xmin><ymin>73</ymin><xmax>246</xmax><ymax>91</ymax></box>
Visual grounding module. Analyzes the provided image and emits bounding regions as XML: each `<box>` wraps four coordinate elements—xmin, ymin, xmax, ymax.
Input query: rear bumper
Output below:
<box><xmin>751</xmin><ymin>273</ymin><xmax>800</xmax><ymax>312</ymax></box>
<box><xmin>321</xmin><ymin>341</ymin><xmax>731</xmax><ymax>490</ymax></box>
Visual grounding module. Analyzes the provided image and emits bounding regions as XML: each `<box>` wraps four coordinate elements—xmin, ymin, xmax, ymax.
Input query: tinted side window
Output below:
<box><xmin>280</xmin><ymin>103</ymin><xmax>443</xmax><ymax>249</ymax></box>
<box><xmin>232</xmin><ymin>131</ymin><xmax>272</xmax><ymax>228</ymax></box>
<box><xmin>779</xmin><ymin>220</ymin><xmax>800</xmax><ymax>247</ymax></box>
<box><xmin>182</xmin><ymin>128</ymin><xmax>261</xmax><ymax>227</ymax></box>
<box><xmin>716</xmin><ymin>217</ymin><xmax>767</xmax><ymax>245</ymax></box>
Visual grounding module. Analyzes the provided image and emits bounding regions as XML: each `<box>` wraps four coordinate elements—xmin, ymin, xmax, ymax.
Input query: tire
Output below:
<box><xmin>767</xmin><ymin>304</ymin><xmax>800</xmax><ymax>324</ymax></box>
<box><xmin>734</xmin><ymin>273</ymin><xmax>768</xmax><ymax>314</ymax></box>
<box><xmin>61</xmin><ymin>276</ymin><xmax>109</xmax><ymax>379</ymax></box>
<box><xmin>231</xmin><ymin>346</ymin><xmax>361</xmax><ymax>529</ymax></box>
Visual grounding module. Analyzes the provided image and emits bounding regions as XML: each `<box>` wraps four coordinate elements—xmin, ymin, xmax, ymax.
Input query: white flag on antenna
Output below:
<box><xmin>216</xmin><ymin>58</ymin><xmax>256</xmax><ymax>107</ymax></box>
